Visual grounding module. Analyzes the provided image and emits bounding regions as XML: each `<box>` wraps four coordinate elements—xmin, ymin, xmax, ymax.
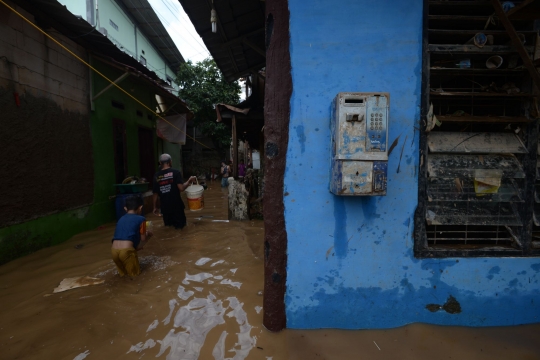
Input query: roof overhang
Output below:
<box><xmin>177</xmin><ymin>0</ymin><xmax>265</xmax><ymax>82</ymax></box>
<box><xmin>216</xmin><ymin>99</ymin><xmax>264</xmax><ymax>148</ymax></box>
<box><xmin>15</xmin><ymin>0</ymin><xmax>191</xmax><ymax>116</ymax></box>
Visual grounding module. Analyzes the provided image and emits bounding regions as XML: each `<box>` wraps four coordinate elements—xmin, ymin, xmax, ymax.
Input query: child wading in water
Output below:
<box><xmin>111</xmin><ymin>195</ymin><xmax>153</xmax><ymax>277</ymax></box>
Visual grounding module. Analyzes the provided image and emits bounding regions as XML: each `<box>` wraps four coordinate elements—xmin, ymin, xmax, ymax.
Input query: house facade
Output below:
<box><xmin>0</xmin><ymin>0</ymin><xmax>189</xmax><ymax>264</ymax></box>
<box><xmin>280</xmin><ymin>0</ymin><xmax>540</xmax><ymax>329</ymax></box>
<box><xmin>177</xmin><ymin>0</ymin><xmax>540</xmax><ymax>329</ymax></box>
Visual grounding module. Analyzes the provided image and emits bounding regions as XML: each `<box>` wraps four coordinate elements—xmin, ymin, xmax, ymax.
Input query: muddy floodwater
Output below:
<box><xmin>1</xmin><ymin>184</ymin><xmax>540</xmax><ymax>359</ymax></box>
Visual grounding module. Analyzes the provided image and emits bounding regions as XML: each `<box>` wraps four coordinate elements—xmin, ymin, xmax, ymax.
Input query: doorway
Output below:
<box><xmin>112</xmin><ymin>119</ymin><xmax>127</xmax><ymax>184</ymax></box>
<box><xmin>138</xmin><ymin>126</ymin><xmax>155</xmax><ymax>185</ymax></box>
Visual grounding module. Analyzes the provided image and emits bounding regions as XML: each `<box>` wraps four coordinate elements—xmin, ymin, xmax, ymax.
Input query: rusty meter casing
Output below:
<box><xmin>330</xmin><ymin>92</ymin><xmax>389</xmax><ymax>196</ymax></box>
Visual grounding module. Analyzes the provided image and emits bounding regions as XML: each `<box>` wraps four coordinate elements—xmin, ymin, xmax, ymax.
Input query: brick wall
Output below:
<box><xmin>0</xmin><ymin>1</ymin><xmax>94</xmax><ymax>227</ymax></box>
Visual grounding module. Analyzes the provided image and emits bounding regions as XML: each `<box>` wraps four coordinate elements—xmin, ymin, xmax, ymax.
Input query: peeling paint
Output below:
<box><xmin>426</xmin><ymin>295</ymin><xmax>462</xmax><ymax>314</ymax></box>
<box><xmin>284</xmin><ymin>0</ymin><xmax>540</xmax><ymax>330</ymax></box>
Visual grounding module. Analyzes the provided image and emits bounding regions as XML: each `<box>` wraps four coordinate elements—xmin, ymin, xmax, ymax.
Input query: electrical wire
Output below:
<box><xmin>160</xmin><ymin>0</ymin><xmax>209</xmax><ymax>52</ymax></box>
<box><xmin>150</xmin><ymin>4</ymin><xmax>210</xmax><ymax>60</ymax></box>
<box><xmin>126</xmin><ymin>0</ymin><xmax>184</xmax><ymax>67</ymax></box>
<box><xmin>0</xmin><ymin>0</ymin><xmax>216</xmax><ymax>151</ymax></box>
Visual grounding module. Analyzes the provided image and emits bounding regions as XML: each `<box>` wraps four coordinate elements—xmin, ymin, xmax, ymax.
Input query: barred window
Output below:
<box><xmin>415</xmin><ymin>0</ymin><xmax>540</xmax><ymax>257</ymax></box>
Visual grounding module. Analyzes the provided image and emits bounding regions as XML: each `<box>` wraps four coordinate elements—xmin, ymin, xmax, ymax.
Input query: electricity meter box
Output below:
<box><xmin>330</xmin><ymin>92</ymin><xmax>389</xmax><ymax>196</ymax></box>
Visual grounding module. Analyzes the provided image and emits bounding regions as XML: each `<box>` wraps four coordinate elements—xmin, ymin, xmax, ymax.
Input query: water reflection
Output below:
<box><xmin>129</xmin><ymin>263</ymin><xmax>255</xmax><ymax>359</ymax></box>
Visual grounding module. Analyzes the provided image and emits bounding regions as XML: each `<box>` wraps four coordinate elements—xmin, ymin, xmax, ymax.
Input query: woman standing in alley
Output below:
<box><xmin>220</xmin><ymin>160</ymin><xmax>230</xmax><ymax>188</ymax></box>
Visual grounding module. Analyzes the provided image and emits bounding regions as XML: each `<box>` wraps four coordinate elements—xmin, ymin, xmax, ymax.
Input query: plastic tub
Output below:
<box><xmin>185</xmin><ymin>181</ymin><xmax>204</xmax><ymax>211</ymax></box>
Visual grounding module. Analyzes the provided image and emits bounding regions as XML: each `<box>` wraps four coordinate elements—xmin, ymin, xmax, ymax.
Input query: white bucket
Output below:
<box><xmin>186</xmin><ymin>180</ymin><xmax>204</xmax><ymax>211</ymax></box>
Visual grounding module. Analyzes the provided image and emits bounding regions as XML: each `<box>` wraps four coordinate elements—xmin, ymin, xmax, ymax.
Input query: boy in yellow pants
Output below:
<box><xmin>111</xmin><ymin>195</ymin><xmax>152</xmax><ymax>277</ymax></box>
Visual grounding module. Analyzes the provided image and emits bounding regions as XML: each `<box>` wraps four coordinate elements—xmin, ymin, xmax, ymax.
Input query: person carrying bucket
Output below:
<box><xmin>152</xmin><ymin>154</ymin><xmax>196</xmax><ymax>229</ymax></box>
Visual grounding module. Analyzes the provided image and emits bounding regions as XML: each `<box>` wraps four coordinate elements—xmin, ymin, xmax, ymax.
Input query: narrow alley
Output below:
<box><xmin>0</xmin><ymin>184</ymin><xmax>539</xmax><ymax>359</ymax></box>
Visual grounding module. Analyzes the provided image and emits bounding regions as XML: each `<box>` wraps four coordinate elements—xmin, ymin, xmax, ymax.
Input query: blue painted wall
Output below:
<box><xmin>285</xmin><ymin>0</ymin><xmax>540</xmax><ymax>329</ymax></box>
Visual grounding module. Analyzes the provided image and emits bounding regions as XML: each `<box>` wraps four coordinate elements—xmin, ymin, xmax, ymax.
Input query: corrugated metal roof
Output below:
<box><xmin>177</xmin><ymin>0</ymin><xmax>265</xmax><ymax>82</ymax></box>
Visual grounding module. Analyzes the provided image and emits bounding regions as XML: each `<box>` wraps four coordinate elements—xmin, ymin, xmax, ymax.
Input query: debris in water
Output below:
<box><xmin>162</xmin><ymin>299</ymin><xmax>178</xmax><ymax>325</ymax></box>
<box><xmin>195</xmin><ymin>257</ymin><xmax>212</xmax><ymax>266</ymax></box>
<box><xmin>373</xmin><ymin>341</ymin><xmax>381</xmax><ymax>350</ymax></box>
<box><xmin>74</xmin><ymin>244</ymin><xmax>84</xmax><ymax>249</ymax></box>
<box><xmin>182</xmin><ymin>272</ymin><xmax>213</xmax><ymax>284</ymax></box>
<box><xmin>73</xmin><ymin>350</ymin><xmax>90</xmax><ymax>360</ymax></box>
<box><xmin>146</xmin><ymin>320</ymin><xmax>158</xmax><ymax>333</ymax></box>
<box><xmin>53</xmin><ymin>276</ymin><xmax>104</xmax><ymax>293</ymax></box>
<box><xmin>212</xmin><ymin>331</ymin><xmax>228</xmax><ymax>359</ymax></box>
<box><xmin>177</xmin><ymin>285</ymin><xmax>194</xmax><ymax>301</ymax></box>
<box><xmin>128</xmin><ymin>339</ymin><xmax>157</xmax><ymax>353</ymax></box>
<box><xmin>220</xmin><ymin>279</ymin><xmax>242</xmax><ymax>289</ymax></box>
<box><xmin>255</xmin><ymin>306</ymin><xmax>263</xmax><ymax>314</ymax></box>
<box><xmin>230</xmin><ymin>268</ymin><xmax>238</xmax><ymax>274</ymax></box>
<box><xmin>211</xmin><ymin>260</ymin><xmax>225</xmax><ymax>267</ymax></box>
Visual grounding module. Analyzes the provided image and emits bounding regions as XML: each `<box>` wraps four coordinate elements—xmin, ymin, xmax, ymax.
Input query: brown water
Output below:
<box><xmin>1</xmin><ymin>184</ymin><xmax>539</xmax><ymax>360</ymax></box>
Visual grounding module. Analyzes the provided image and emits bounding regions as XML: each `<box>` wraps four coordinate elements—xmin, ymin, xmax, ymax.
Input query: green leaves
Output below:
<box><xmin>176</xmin><ymin>58</ymin><xmax>241</xmax><ymax>149</ymax></box>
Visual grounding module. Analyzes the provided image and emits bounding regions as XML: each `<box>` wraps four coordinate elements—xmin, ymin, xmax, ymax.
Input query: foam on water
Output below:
<box><xmin>129</xmin><ymin>271</ymin><xmax>255</xmax><ymax>359</ymax></box>
<box><xmin>73</xmin><ymin>350</ymin><xmax>90</xmax><ymax>360</ymax></box>
<box><xmin>195</xmin><ymin>258</ymin><xmax>212</xmax><ymax>266</ymax></box>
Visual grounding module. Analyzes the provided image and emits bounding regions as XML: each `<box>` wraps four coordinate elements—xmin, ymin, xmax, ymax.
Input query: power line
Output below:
<box><xmin>150</xmin><ymin>5</ymin><xmax>208</xmax><ymax>57</ymax></box>
<box><xmin>126</xmin><ymin>0</ymin><xmax>185</xmax><ymax>67</ymax></box>
<box><xmin>155</xmin><ymin>0</ymin><xmax>210</xmax><ymax>54</ymax></box>
<box><xmin>0</xmin><ymin>0</ymin><xmax>216</xmax><ymax>151</ymax></box>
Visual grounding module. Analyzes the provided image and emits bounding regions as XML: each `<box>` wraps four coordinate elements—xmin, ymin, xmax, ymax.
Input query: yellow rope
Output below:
<box><xmin>0</xmin><ymin>0</ymin><xmax>215</xmax><ymax>150</ymax></box>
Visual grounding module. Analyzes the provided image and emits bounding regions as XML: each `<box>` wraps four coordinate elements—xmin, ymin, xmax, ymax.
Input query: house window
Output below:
<box><xmin>140</xmin><ymin>55</ymin><xmax>146</xmax><ymax>66</ymax></box>
<box><xmin>414</xmin><ymin>1</ymin><xmax>540</xmax><ymax>258</ymax></box>
<box><xmin>109</xmin><ymin>19</ymin><xmax>119</xmax><ymax>31</ymax></box>
<box><xmin>111</xmin><ymin>100</ymin><xmax>125</xmax><ymax>110</ymax></box>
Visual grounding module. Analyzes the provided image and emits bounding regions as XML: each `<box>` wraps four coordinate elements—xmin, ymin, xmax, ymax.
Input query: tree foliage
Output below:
<box><xmin>176</xmin><ymin>58</ymin><xmax>241</xmax><ymax>150</ymax></box>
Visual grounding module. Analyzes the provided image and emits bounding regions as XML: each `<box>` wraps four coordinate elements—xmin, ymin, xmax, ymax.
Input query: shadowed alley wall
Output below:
<box><xmin>0</xmin><ymin>2</ymin><xmax>94</xmax><ymax>262</ymax></box>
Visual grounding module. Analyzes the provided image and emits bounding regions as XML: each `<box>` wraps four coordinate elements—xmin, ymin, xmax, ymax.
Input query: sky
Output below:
<box><xmin>147</xmin><ymin>0</ymin><xmax>211</xmax><ymax>63</ymax></box>
<box><xmin>147</xmin><ymin>0</ymin><xmax>246</xmax><ymax>98</ymax></box>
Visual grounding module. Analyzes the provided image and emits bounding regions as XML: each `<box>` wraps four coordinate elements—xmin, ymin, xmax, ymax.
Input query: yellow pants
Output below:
<box><xmin>111</xmin><ymin>247</ymin><xmax>140</xmax><ymax>277</ymax></box>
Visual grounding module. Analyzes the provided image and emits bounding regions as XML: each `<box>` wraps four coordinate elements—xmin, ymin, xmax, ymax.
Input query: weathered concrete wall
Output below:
<box><xmin>284</xmin><ymin>0</ymin><xmax>540</xmax><ymax>329</ymax></box>
<box><xmin>0</xmin><ymin>1</ymin><xmax>95</xmax><ymax>263</ymax></box>
<box><xmin>0</xmin><ymin>1</ymin><xmax>93</xmax><ymax>229</ymax></box>
<box><xmin>57</xmin><ymin>0</ymin><xmax>178</xmax><ymax>89</ymax></box>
